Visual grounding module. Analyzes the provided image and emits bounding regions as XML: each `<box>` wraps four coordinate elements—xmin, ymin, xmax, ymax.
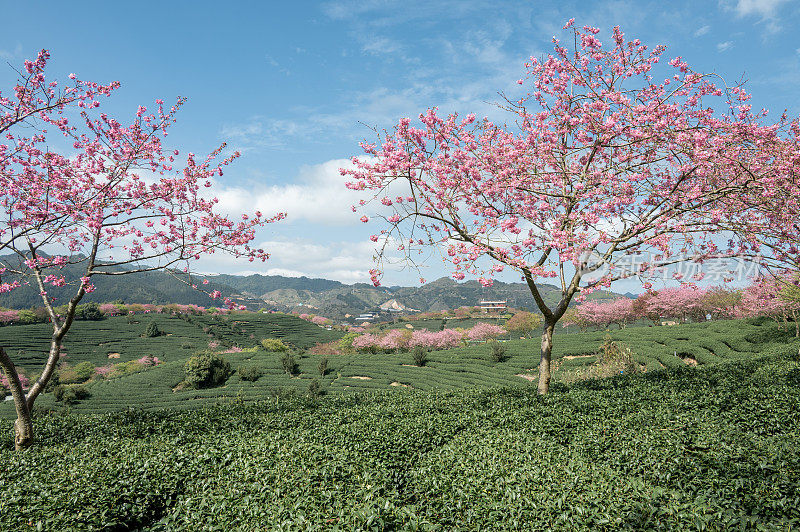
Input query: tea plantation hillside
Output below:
<box><xmin>0</xmin><ymin>313</ymin><xmax>343</xmax><ymax>373</ymax></box>
<box><xmin>1</xmin><ymin>345</ymin><xmax>798</xmax><ymax>530</ymax></box>
<box><xmin>0</xmin><ymin>318</ymin><xmax>794</xmax><ymax>416</ymax></box>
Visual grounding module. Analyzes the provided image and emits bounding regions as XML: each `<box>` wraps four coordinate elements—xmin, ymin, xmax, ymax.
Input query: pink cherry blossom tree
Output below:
<box><xmin>466</xmin><ymin>322</ymin><xmax>506</xmax><ymax>342</ymax></box>
<box><xmin>0</xmin><ymin>51</ymin><xmax>284</xmax><ymax>449</ymax></box>
<box><xmin>645</xmin><ymin>286</ymin><xmax>707</xmax><ymax>323</ymax></box>
<box><xmin>718</xmin><ymin>113</ymin><xmax>800</xmax><ymax>273</ymax></box>
<box><xmin>738</xmin><ymin>274</ymin><xmax>800</xmax><ymax>336</ymax></box>
<box><xmin>343</xmin><ymin>22</ymin><xmax>764</xmax><ymax>394</ymax></box>
<box><xmin>565</xmin><ymin>297</ymin><xmax>634</xmax><ymax>330</ymax></box>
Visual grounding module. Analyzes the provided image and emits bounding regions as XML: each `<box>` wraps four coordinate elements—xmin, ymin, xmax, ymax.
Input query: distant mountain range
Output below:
<box><xmin>0</xmin><ymin>255</ymin><xmax>629</xmax><ymax>318</ymax></box>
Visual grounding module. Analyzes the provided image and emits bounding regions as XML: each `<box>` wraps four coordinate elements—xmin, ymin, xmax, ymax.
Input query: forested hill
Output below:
<box><xmin>0</xmin><ymin>258</ymin><xmax>627</xmax><ymax>315</ymax></box>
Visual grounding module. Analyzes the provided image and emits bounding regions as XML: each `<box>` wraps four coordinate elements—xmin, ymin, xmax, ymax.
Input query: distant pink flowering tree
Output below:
<box><xmin>352</xmin><ymin>333</ymin><xmax>381</xmax><ymax>353</ymax></box>
<box><xmin>565</xmin><ymin>298</ymin><xmax>634</xmax><ymax>330</ymax></box>
<box><xmin>466</xmin><ymin>322</ymin><xmax>506</xmax><ymax>342</ymax></box>
<box><xmin>738</xmin><ymin>275</ymin><xmax>800</xmax><ymax>336</ymax></box>
<box><xmin>98</xmin><ymin>303</ymin><xmax>120</xmax><ymax>316</ymax></box>
<box><xmin>700</xmin><ymin>286</ymin><xmax>742</xmax><ymax>320</ymax></box>
<box><xmin>344</xmin><ymin>22</ymin><xmax>764</xmax><ymax>393</ymax></box>
<box><xmin>645</xmin><ymin>286</ymin><xmax>707</xmax><ymax>323</ymax></box>
<box><xmin>311</xmin><ymin>316</ymin><xmax>331</xmax><ymax>326</ymax></box>
<box><xmin>378</xmin><ymin>328</ymin><xmax>410</xmax><ymax>352</ymax></box>
<box><xmin>0</xmin><ymin>51</ymin><xmax>284</xmax><ymax>449</ymax></box>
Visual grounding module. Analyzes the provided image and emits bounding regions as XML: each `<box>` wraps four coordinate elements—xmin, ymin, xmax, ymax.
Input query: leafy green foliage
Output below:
<box><xmin>260</xmin><ymin>338</ymin><xmax>288</xmax><ymax>352</ymax></box>
<box><xmin>183</xmin><ymin>352</ymin><xmax>232</xmax><ymax>389</ymax></box>
<box><xmin>307</xmin><ymin>378</ymin><xmax>323</xmax><ymax>398</ymax></box>
<box><xmin>52</xmin><ymin>384</ymin><xmax>90</xmax><ymax>404</ymax></box>
<box><xmin>145</xmin><ymin>321</ymin><xmax>162</xmax><ymax>338</ymax></box>
<box><xmin>487</xmin><ymin>340</ymin><xmax>507</xmax><ymax>363</ymax></box>
<box><xmin>73</xmin><ymin>361</ymin><xmax>96</xmax><ymax>382</ymax></box>
<box><xmin>237</xmin><ymin>366</ymin><xmax>263</xmax><ymax>382</ymax></box>
<box><xmin>281</xmin><ymin>353</ymin><xmax>298</xmax><ymax>376</ymax></box>
<box><xmin>1</xmin><ymin>349</ymin><xmax>799</xmax><ymax>530</ymax></box>
<box><xmin>412</xmin><ymin>346</ymin><xmax>428</xmax><ymax>367</ymax></box>
<box><xmin>76</xmin><ymin>302</ymin><xmax>104</xmax><ymax>321</ymax></box>
<box><xmin>318</xmin><ymin>357</ymin><xmax>328</xmax><ymax>376</ymax></box>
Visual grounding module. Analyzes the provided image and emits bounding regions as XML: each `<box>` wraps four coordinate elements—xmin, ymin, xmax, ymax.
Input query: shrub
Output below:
<box><xmin>487</xmin><ymin>340</ymin><xmax>507</xmax><ymax>363</ymax></box>
<box><xmin>183</xmin><ymin>352</ymin><xmax>232</xmax><ymax>389</ymax></box>
<box><xmin>74</xmin><ymin>361</ymin><xmax>96</xmax><ymax>382</ymax></box>
<box><xmin>145</xmin><ymin>321</ymin><xmax>162</xmax><ymax>338</ymax></box>
<box><xmin>261</xmin><ymin>338</ymin><xmax>289</xmax><ymax>352</ymax></box>
<box><xmin>281</xmin><ymin>353</ymin><xmax>299</xmax><ymax>376</ymax></box>
<box><xmin>238</xmin><ymin>366</ymin><xmax>263</xmax><ymax>382</ymax></box>
<box><xmin>318</xmin><ymin>357</ymin><xmax>328</xmax><ymax>376</ymax></box>
<box><xmin>57</xmin><ymin>364</ymin><xmax>81</xmax><ymax>385</ymax></box>
<box><xmin>307</xmin><ymin>378</ymin><xmax>323</xmax><ymax>398</ymax></box>
<box><xmin>181</xmin><ymin>341</ymin><xmax>194</xmax><ymax>349</ymax></box>
<box><xmin>560</xmin><ymin>335</ymin><xmax>640</xmax><ymax>383</ymax></box>
<box><xmin>337</xmin><ymin>332</ymin><xmax>360</xmax><ymax>353</ymax></box>
<box><xmin>16</xmin><ymin>309</ymin><xmax>38</xmax><ymax>324</ymax></box>
<box><xmin>412</xmin><ymin>346</ymin><xmax>428</xmax><ymax>367</ymax></box>
<box><xmin>77</xmin><ymin>302</ymin><xmax>103</xmax><ymax>321</ymax></box>
<box><xmin>53</xmin><ymin>384</ymin><xmax>90</xmax><ymax>404</ymax></box>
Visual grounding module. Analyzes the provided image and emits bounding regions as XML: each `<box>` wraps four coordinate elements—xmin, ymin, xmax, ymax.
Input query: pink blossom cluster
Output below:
<box><xmin>99</xmin><ymin>303</ymin><xmax>121</xmax><ymax>316</ymax></box>
<box><xmin>311</xmin><ymin>315</ymin><xmax>331</xmax><ymax>326</ymax></box>
<box><xmin>136</xmin><ymin>355</ymin><xmax>161</xmax><ymax>367</ymax></box>
<box><xmin>563</xmin><ymin>298</ymin><xmax>635</xmax><ymax>329</ymax></box>
<box><xmin>352</xmin><ymin>322</ymin><xmax>507</xmax><ymax>353</ymax></box>
<box><xmin>408</xmin><ymin>328</ymin><xmax>464</xmax><ymax>350</ymax></box>
<box><xmin>737</xmin><ymin>275</ymin><xmax>800</xmax><ymax>326</ymax></box>
<box><xmin>466</xmin><ymin>322</ymin><xmax>507</xmax><ymax>341</ymax></box>
<box><xmin>95</xmin><ymin>365</ymin><xmax>113</xmax><ymax>377</ymax></box>
<box><xmin>221</xmin><ymin>346</ymin><xmax>243</xmax><ymax>353</ymax></box>
<box><xmin>1</xmin><ymin>371</ymin><xmax>30</xmax><ymax>391</ymax></box>
<box><xmin>352</xmin><ymin>333</ymin><xmax>381</xmax><ymax>351</ymax></box>
<box><xmin>0</xmin><ymin>310</ymin><xmax>20</xmax><ymax>324</ymax></box>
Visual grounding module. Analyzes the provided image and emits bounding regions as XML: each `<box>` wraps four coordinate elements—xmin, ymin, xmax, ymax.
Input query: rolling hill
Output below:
<box><xmin>0</xmin><ymin>254</ymin><xmax>629</xmax><ymax>317</ymax></box>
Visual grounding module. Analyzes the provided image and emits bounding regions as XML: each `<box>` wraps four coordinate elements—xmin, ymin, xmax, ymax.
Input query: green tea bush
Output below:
<box><xmin>261</xmin><ymin>338</ymin><xmax>289</xmax><ymax>352</ymax></box>
<box><xmin>183</xmin><ymin>352</ymin><xmax>232</xmax><ymax>389</ymax></box>
<box><xmin>144</xmin><ymin>321</ymin><xmax>162</xmax><ymax>338</ymax></box>
<box><xmin>74</xmin><ymin>361</ymin><xmax>96</xmax><ymax>382</ymax></box>
<box><xmin>412</xmin><ymin>346</ymin><xmax>428</xmax><ymax>367</ymax></box>
<box><xmin>238</xmin><ymin>365</ymin><xmax>263</xmax><ymax>382</ymax></box>
<box><xmin>76</xmin><ymin>302</ymin><xmax>103</xmax><ymax>321</ymax></box>
<box><xmin>52</xmin><ymin>384</ymin><xmax>90</xmax><ymax>404</ymax></box>
<box><xmin>307</xmin><ymin>378</ymin><xmax>323</xmax><ymax>397</ymax></box>
<box><xmin>487</xmin><ymin>340</ymin><xmax>507</xmax><ymax>363</ymax></box>
<box><xmin>281</xmin><ymin>353</ymin><xmax>298</xmax><ymax>376</ymax></box>
<box><xmin>2</xmin><ymin>350</ymin><xmax>799</xmax><ymax>530</ymax></box>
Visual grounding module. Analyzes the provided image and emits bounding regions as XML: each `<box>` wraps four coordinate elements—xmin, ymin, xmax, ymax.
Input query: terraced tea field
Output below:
<box><xmin>1</xmin><ymin>344</ymin><xmax>798</xmax><ymax>530</ymax></box>
<box><xmin>0</xmin><ymin>312</ymin><xmax>343</xmax><ymax>373</ymax></box>
<box><xmin>1</xmin><ymin>317</ymin><xmax>791</xmax><ymax>415</ymax></box>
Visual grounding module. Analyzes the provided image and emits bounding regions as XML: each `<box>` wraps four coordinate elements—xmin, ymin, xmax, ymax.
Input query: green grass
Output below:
<box><xmin>0</xmin><ymin>346</ymin><xmax>798</xmax><ymax>530</ymax></box>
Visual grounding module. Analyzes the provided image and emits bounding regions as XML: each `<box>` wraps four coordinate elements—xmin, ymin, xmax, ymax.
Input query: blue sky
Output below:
<box><xmin>2</xmin><ymin>0</ymin><xmax>799</xmax><ymax>289</ymax></box>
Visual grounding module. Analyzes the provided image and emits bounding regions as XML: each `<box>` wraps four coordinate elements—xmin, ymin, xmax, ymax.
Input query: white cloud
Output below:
<box><xmin>727</xmin><ymin>0</ymin><xmax>789</xmax><ymax>17</ymax></box>
<box><xmin>0</xmin><ymin>43</ymin><xmax>23</xmax><ymax>61</ymax></box>
<box><xmin>254</xmin><ymin>238</ymin><xmax>382</xmax><ymax>282</ymax></box>
<box><xmin>717</xmin><ymin>40</ymin><xmax>734</xmax><ymax>51</ymax></box>
<box><xmin>721</xmin><ymin>0</ymin><xmax>790</xmax><ymax>33</ymax></box>
<box><xmin>694</xmin><ymin>24</ymin><xmax>711</xmax><ymax>36</ymax></box>
<box><xmin>211</xmin><ymin>158</ymin><xmax>370</xmax><ymax>226</ymax></box>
